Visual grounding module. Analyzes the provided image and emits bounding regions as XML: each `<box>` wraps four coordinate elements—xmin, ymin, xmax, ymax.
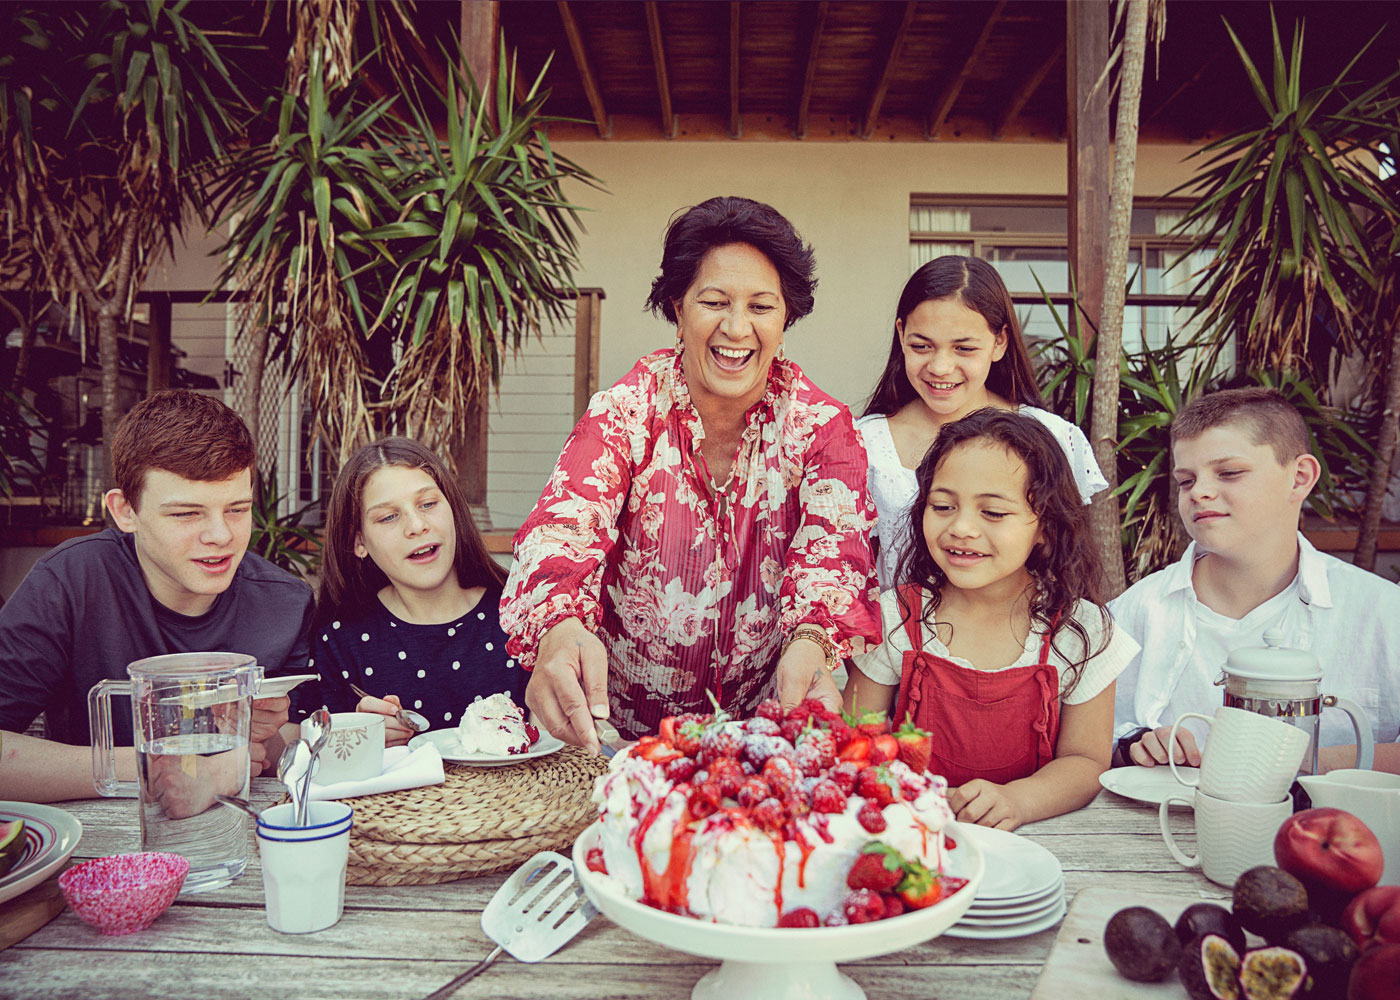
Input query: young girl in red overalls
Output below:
<box><xmin>846</xmin><ymin>408</ymin><xmax>1140</xmax><ymax>830</ymax></box>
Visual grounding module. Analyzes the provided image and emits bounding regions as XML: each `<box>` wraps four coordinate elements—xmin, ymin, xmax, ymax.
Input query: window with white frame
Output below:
<box><xmin>910</xmin><ymin>197</ymin><xmax>1218</xmax><ymax>356</ymax></box>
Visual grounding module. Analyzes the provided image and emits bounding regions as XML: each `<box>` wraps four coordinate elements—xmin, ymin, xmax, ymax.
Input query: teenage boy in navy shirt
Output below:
<box><xmin>0</xmin><ymin>391</ymin><xmax>314</xmax><ymax>801</ymax></box>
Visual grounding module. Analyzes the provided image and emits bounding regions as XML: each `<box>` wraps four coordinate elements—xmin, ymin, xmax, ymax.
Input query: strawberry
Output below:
<box><xmin>856</xmin><ymin>801</ymin><xmax>886</xmax><ymax>833</ymax></box>
<box><xmin>855</xmin><ymin>765</ymin><xmax>897</xmax><ymax>807</ymax></box>
<box><xmin>666</xmin><ymin>757</ymin><xmax>698</xmax><ymax>783</ymax></box>
<box><xmin>585</xmin><ymin>846</ymin><xmax>607</xmax><ymax>874</ymax></box>
<box><xmin>777</xmin><ymin>907</ymin><xmax>820</xmax><ymax>928</ymax></box>
<box><xmin>847</xmin><ymin>708</ymin><xmax>891</xmax><ymax>737</ymax></box>
<box><xmin>672</xmin><ymin>714</ymin><xmax>707</xmax><ymax>756</ymax></box>
<box><xmin>796</xmin><ymin>728</ymin><xmax>837</xmax><ymax>768</ymax></box>
<box><xmin>843</xmin><ymin>888</ymin><xmax>886</xmax><ymax>924</ymax></box>
<box><xmin>754</xmin><ymin>698</ymin><xmax>784</xmax><ymax>724</ymax></box>
<box><xmin>837</xmin><ymin>734</ymin><xmax>872</xmax><ymax>763</ymax></box>
<box><xmin>881</xmin><ymin>893</ymin><xmax>906</xmax><ymax>919</ymax></box>
<box><xmin>894</xmin><ymin>720</ymin><xmax>933</xmax><ymax>774</ymax></box>
<box><xmin>869</xmin><ymin>733</ymin><xmax>899</xmax><ymax>765</ymax></box>
<box><xmin>895</xmin><ymin>858</ymin><xmax>950</xmax><ymax>910</ymax></box>
<box><xmin>809</xmin><ymin>779</ymin><xmax>847</xmax><ymax>814</ymax></box>
<box><xmin>638</xmin><ymin>738</ymin><xmax>682</xmax><ymax>765</ymax></box>
<box><xmin>846</xmin><ymin>844</ymin><xmax>906</xmax><ymax>892</ymax></box>
<box><xmin>658</xmin><ymin>716</ymin><xmax>678</xmax><ymax>746</ymax></box>
<box><xmin>699</xmin><ymin>720</ymin><xmax>745</xmax><ymax>761</ymax></box>
<box><xmin>828</xmin><ymin>761</ymin><xmax>861</xmax><ymax>794</ymax></box>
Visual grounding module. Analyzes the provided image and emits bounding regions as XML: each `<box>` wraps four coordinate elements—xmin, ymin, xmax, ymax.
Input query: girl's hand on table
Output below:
<box><xmin>1130</xmin><ymin>724</ymin><xmax>1202</xmax><ymax>767</ymax></box>
<box><xmin>949</xmin><ymin>779</ymin><xmax>1026</xmax><ymax>831</ymax></box>
<box><xmin>527</xmin><ymin>618</ymin><xmax>610</xmax><ymax>753</ymax></box>
<box><xmin>355</xmin><ymin>693</ymin><xmax>415</xmax><ymax>747</ymax></box>
<box><xmin>775</xmin><ymin>635</ymin><xmax>841</xmax><ymax>713</ymax></box>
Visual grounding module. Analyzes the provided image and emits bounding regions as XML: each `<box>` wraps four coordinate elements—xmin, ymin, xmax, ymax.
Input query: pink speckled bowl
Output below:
<box><xmin>58</xmin><ymin>852</ymin><xmax>190</xmax><ymax>935</ymax></box>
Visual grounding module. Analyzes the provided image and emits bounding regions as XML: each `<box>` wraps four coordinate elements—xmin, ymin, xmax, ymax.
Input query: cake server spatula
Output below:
<box><xmin>421</xmin><ymin>851</ymin><xmax>597</xmax><ymax>999</ymax></box>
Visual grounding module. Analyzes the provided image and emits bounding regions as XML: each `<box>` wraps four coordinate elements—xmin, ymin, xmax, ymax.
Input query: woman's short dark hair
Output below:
<box><xmin>645</xmin><ymin>196</ymin><xmax>816</xmax><ymax>330</ymax></box>
<box><xmin>864</xmin><ymin>256</ymin><xmax>1045</xmax><ymax>416</ymax></box>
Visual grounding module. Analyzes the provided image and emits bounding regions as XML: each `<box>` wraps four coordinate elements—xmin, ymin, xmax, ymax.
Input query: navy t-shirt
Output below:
<box><xmin>296</xmin><ymin>585</ymin><xmax>527</xmax><ymax>727</ymax></box>
<box><xmin>0</xmin><ymin>528</ymin><xmax>315</xmax><ymax>746</ymax></box>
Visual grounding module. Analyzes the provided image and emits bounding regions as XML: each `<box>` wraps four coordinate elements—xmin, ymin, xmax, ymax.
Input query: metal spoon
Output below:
<box><xmin>348</xmin><ymin>682</ymin><xmax>431</xmax><ymax>733</ymax></box>
<box><xmin>276</xmin><ymin>738</ymin><xmax>310</xmax><ymax>827</ymax></box>
<box><xmin>213</xmin><ymin>794</ymin><xmax>260</xmax><ymax>820</ymax></box>
<box><xmin>298</xmin><ymin>707</ymin><xmax>333</xmax><ymax>825</ymax></box>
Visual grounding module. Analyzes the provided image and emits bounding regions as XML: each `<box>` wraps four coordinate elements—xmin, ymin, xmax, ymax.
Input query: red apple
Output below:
<box><xmin>1348</xmin><ymin>942</ymin><xmax>1400</xmax><ymax>1000</ymax></box>
<box><xmin>1275</xmin><ymin>808</ymin><xmax>1385</xmax><ymax>897</ymax></box>
<box><xmin>1344</xmin><ymin>887</ymin><xmax>1400</xmax><ymax>953</ymax></box>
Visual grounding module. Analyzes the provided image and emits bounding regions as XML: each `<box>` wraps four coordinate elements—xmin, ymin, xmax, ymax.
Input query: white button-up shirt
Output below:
<box><xmin>1110</xmin><ymin>533</ymin><xmax>1400</xmax><ymax>750</ymax></box>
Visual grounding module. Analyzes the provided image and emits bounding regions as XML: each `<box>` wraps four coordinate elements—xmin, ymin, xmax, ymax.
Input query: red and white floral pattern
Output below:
<box><xmin>501</xmin><ymin>350</ymin><xmax>881</xmax><ymax>739</ymax></box>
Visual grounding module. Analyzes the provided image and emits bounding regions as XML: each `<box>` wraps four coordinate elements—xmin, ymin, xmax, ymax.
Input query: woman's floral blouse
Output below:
<box><xmin>501</xmin><ymin>349</ymin><xmax>881</xmax><ymax>738</ymax></box>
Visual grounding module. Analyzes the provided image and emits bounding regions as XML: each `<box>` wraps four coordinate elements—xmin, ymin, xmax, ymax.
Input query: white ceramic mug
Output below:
<box><xmin>257</xmin><ymin>801</ymin><xmax>353</xmax><ymax>933</ymax></box>
<box><xmin>1159</xmin><ymin>788</ymin><xmax>1293</xmax><ymax>887</ymax></box>
<box><xmin>304</xmin><ymin>712</ymin><xmax>385</xmax><ymax>786</ymax></box>
<box><xmin>1168</xmin><ymin>706</ymin><xmax>1310</xmax><ymax>803</ymax></box>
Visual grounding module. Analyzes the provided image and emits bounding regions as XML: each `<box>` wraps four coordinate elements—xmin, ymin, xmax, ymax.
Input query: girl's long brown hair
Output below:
<box><xmin>316</xmin><ymin>437</ymin><xmax>506</xmax><ymax>625</ymax></box>
<box><xmin>864</xmin><ymin>255</ymin><xmax>1045</xmax><ymax>417</ymax></box>
<box><xmin>893</xmin><ymin>408</ymin><xmax>1110</xmax><ymax>693</ymax></box>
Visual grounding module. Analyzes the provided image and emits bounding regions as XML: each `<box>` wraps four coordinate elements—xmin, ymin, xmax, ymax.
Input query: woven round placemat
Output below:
<box><xmin>344</xmin><ymin>745</ymin><xmax>608</xmax><ymax>886</ymax></box>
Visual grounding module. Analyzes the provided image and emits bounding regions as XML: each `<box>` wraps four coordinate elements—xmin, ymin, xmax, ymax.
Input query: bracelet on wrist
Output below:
<box><xmin>782</xmin><ymin>624</ymin><xmax>838</xmax><ymax>670</ymax></box>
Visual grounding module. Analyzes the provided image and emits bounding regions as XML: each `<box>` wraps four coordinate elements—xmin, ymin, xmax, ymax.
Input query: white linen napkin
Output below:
<box><xmin>306</xmin><ymin>743</ymin><xmax>445</xmax><ymax>801</ymax></box>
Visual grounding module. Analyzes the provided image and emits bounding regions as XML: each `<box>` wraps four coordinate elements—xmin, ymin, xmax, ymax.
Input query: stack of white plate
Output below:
<box><xmin>943</xmin><ymin>824</ymin><xmax>1067</xmax><ymax>940</ymax></box>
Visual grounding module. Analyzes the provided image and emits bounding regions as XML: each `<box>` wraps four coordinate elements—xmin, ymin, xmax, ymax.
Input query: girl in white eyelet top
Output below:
<box><xmin>857</xmin><ymin>256</ymin><xmax>1107</xmax><ymax>589</ymax></box>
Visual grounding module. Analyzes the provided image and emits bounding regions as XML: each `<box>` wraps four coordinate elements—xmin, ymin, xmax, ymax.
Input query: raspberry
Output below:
<box><xmin>742</xmin><ymin>734</ymin><xmax>794</xmax><ymax>771</ymax></box>
<box><xmin>761</xmin><ymin>756</ymin><xmax>800</xmax><ymax>797</ymax></box>
<box><xmin>843</xmin><ymin>888</ymin><xmax>885</xmax><ymax>924</ymax></box>
<box><xmin>524</xmin><ymin>722</ymin><xmax>540</xmax><ymax>743</ymax></box>
<box><xmin>777</xmin><ymin>907</ymin><xmax>820</xmax><ymax>928</ymax></box>
<box><xmin>857</xmin><ymin>802</ymin><xmax>887</xmax><ymax>833</ymax></box>
<box><xmin>828</xmin><ymin>761</ymin><xmax>860</xmax><ymax>795</ymax></box>
<box><xmin>754</xmin><ymin>698</ymin><xmax>784</xmax><ymax>724</ymax></box>
<box><xmin>751</xmin><ymin>797</ymin><xmax>786</xmax><ymax>832</ymax></box>
<box><xmin>709</xmin><ymin>757</ymin><xmax>746</xmax><ymax>798</ymax></box>
<box><xmin>780</xmin><ymin>718</ymin><xmax>805</xmax><ymax>744</ymax></box>
<box><xmin>794</xmin><ymin>743</ymin><xmax>825</xmax><ymax>777</ymax></box>
<box><xmin>881</xmin><ymin>893</ymin><xmax>906</xmax><ymax>919</ymax></box>
<box><xmin>736</xmin><ymin>777</ymin><xmax>772</xmax><ymax>808</ymax></box>
<box><xmin>823</xmin><ymin>910</ymin><xmax>849</xmax><ymax>927</ymax></box>
<box><xmin>585</xmin><ymin>846</ymin><xmax>607</xmax><ymax>874</ymax></box>
<box><xmin>797</xmin><ymin>698</ymin><xmax>829</xmax><ymax>720</ymax></box>
<box><xmin>797</xmin><ymin>728</ymin><xmax>837</xmax><ymax>768</ymax></box>
<box><xmin>809</xmin><ymin>779</ymin><xmax>847</xmax><ymax>814</ymax></box>
<box><xmin>666</xmin><ymin>757</ymin><xmax>698</xmax><ymax>783</ymax></box>
<box><xmin>826</xmin><ymin>717</ymin><xmax>854</xmax><ymax>748</ymax></box>
<box><xmin>743</xmin><ymin>716</ymin><xmax>782</xmax><ymax>737</ymax></box>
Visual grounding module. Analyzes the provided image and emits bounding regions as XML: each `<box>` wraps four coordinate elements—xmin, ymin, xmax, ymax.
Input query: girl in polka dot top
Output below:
<box><xmin>294</xmin><ymin>438</ymin><xmax>526</xmax><ymax>746</ymax></box>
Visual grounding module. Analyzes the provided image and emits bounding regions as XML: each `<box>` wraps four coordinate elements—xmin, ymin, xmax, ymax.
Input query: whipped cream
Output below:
<box><xmin>456</xmin><ymin>692</ymin><xmax>530</xmax><ymax>756</ymax></box>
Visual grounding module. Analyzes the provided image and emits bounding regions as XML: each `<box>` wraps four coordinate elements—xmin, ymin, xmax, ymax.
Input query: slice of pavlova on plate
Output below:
<box><xmin>456</xmin><ymin>691</ymin><xmax>540</xmax><ymax>755</ymax></box>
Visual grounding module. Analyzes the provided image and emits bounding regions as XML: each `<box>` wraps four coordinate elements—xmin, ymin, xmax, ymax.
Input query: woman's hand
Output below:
<box><xmin>775</xmin><ymin>636</ymin><xmax>840</xmax><ymax>713</ymax></box>
<box><xmin>526</xmin><ymin>618</ymin><xmax>610</xmax><ymax>753</ymax></box>
<box><xmin>354</xmin><ymin>693</ymin><xmax>415</xmax><ymax>747</ymax></box>
<box><xmin>948</xmin><ymin>779</ymin><xmax>1026</xmax><ymax>831</ymax></box>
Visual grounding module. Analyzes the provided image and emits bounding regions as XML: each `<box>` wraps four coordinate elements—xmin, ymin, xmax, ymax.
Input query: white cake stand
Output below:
<box><xmin>571</xmin><ymin>820</ymin><xmax>985</xmax><ymax>1000</ymax></box>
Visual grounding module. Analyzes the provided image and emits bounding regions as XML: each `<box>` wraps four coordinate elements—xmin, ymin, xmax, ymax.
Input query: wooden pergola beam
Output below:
<box><xmin>860</xmin><ymin>1</ymin><xmax>918</xmax><ymax>140</ymax></box>
<box><xmin>991</xmin><ymin>39</ymin><xmax>1064</xmax><ymax>139</ymax></box>
<box><xmin>927</xmin><ymin>0</ymin><xmax>1006</xmax><ymax>139</ymax></box>
<box><xmin>795</xmin><ymin>1</ymin><xmax>829</xmax><ymax>139</ymax></box>
<box><xmin>644</xmin><ymin>1</ymin><xmax>676</xmax><ymax>138</ymax></box>
<box><xmin>557</xmin><ymin>0</ymin><xmax>609</xmax><ymax>138</ymax></box>
<box><xmin>729</xmin><ymin>2</ymin><xmax>742</xmax><ymax>139</ymax></box>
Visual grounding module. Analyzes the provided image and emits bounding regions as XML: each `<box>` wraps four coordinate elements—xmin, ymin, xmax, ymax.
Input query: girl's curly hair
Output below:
<box><xmin>892</xmin><ymin>407</ymin><xmax>1111</xmax><ymax>693</ymax></box>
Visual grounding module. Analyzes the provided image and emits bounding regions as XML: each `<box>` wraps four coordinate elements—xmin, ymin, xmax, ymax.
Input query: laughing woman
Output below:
<box><xmin>500</xmin><ymin>196</ymin><xmax>881</xmax><ymax>749</ymax></box>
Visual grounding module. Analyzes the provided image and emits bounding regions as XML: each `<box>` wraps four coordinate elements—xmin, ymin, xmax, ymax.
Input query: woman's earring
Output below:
<box><xmin>777</xmin><ymin>342</ymin><xmax>786</xmax><ymax>361</ymax></box>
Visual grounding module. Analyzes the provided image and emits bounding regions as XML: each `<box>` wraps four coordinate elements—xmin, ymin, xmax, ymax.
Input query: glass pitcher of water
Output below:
<box><xmin>89</xmin><ymin>652</ymin><xmax>258</xmax><ymax>893</ymax></box>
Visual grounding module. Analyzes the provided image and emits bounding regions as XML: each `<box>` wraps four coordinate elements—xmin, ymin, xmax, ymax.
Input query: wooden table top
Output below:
<box><xmin>0</xmin><ymin>779</ymin><xmax>1224</xmax><ymax>1000</ymax></box>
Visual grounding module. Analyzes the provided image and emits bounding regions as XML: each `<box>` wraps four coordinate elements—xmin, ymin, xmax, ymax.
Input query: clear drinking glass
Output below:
<box><xmin>89</xmin><ymin>652</ymin><xmax>257</xmax><ymax>893</ymax></box>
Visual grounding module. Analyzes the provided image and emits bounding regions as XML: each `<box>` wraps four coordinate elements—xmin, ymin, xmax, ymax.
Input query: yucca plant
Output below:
<box><xmin>248</xmin><ymin>466</ymin><xmax>321</xmax><ymax>580</ymax></box>
<box><xmin>213</xmin><ymin>7</ymin><xmax>599</xmax><ymax>465</ymax></box>
<box><xmin>1167</xmin><ymin>9</ymin><xmax>1400</xmax><ymax>569</ymax></box>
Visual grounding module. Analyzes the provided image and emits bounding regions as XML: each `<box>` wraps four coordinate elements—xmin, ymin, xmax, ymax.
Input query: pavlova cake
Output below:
<box><xmin>587</xmin><ymin>699</ymin><xmax>966</xmax><ymax>928</ymax></box>
<box><xmin>455</xmin><ymin>692</ymin><xmax>539</xmax><ymax>756</ymax></box>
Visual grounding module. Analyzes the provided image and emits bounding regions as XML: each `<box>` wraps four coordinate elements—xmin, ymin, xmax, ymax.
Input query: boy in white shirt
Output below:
<box><xmin>1111</xmin><ymin>387</ymin><xmax>1400</xmax><ymax>772</ymax></box>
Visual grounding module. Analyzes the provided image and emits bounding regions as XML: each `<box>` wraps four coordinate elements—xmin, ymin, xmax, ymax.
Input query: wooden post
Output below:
<box><xmin>1066</xmin><ymin>0</ymin><xmax>1109</xmax><ymax>344</ymax></box>
<box><xmin>573</xmin><ymin>289</ymin><xmax>604</xmax><ymax>422</ymax></box>
<box><xmin>146</xmin><ymin>293</ymin><xmax>172</xmax><ymax>393</ymax></box>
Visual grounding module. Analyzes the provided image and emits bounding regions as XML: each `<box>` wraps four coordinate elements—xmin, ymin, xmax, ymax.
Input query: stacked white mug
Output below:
<box><xmin>1158</xmin><ymin>706</ymin><xmax>1311</xmax><ymax>886</ymax></box>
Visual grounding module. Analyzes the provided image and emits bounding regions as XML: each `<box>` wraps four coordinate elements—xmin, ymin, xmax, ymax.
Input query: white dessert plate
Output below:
<box><xmin>963</xmin><ymin>884</ymin><xmax>1066</xmax><ymax>918</ymax></box>
<box><xmin>256</xmin><ymin>673</ymin><xmax>318</xmax><ymax>699</ymax></box>
<box><xmin>572</xmin><ymin>818</ymin><xmax>984</xmax><ymax>1000</ymax></box>
<box><xmin>0</xmin><ymin>802</ymin><xmax>83</xmax><ymax>905</ymax></box>
<box><xmin>409</xmin><ymin>728</ymin><xmax>565</xmax><ymax>767</ymax></box>
<box><xmin>1099</xmin><ymin>765</ymin><xmax>1201</xmax><ymax>805</ymax></box>
<box><xmin>945</xmin><ymin>896</ymin><xmax>1067</xmax><ymax>940</ymax></box>
<box><xmin>958</xmin><ymin>894</ymin><xmax>1065</xmax><ymax>926</ymax></box>
<box><xmin>956</xmin><ymin>824</ymin><xmax>1063</xmax><ymax>901</ymax></box>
